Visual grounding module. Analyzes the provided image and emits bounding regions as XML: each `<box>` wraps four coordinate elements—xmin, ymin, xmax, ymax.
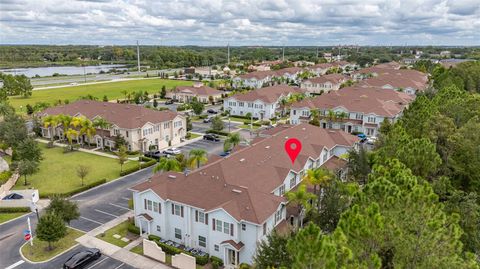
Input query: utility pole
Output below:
<box><xmin>227</xmin><ymin>43</ymin><xmax>230</xmax><ymax>65</ymax></box>
<box><xmin>282</xmin><ymin>45</ymin><xmax>285</xmax><ymax>62</ymax></box>
<box><xmin>316</xmin><ymin>47</ymin><xmax>319</xmax><ymax>58</ymax></box>
<box><xmin>136</xmin><ymin>40</ymin><xmax>141</xmax><ymax>74</ymax></box>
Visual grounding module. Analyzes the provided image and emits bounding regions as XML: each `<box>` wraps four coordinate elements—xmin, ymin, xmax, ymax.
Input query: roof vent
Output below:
<box><xmin>232</xmin><ymin>189</ymin><xmax>242</xmax><ymax>194</ymax></box>
<box><xmin>211</xmin><ymin>175</ymin><xmax>215</xmax><ymax>179</ymax></box>
<box><xmin>216</xmin><ymin>176</ymin><xmax>219</xmax><ymax>180</ymax></box>
<box><xmin>285</xmin><ymin>136</ymin><xmax>289</xmax><ymax>139</ymax></box>
<box><xmin>302</xmin><ymin>127</ymin><xmax>306</xmax><ymax>131</ymax></box>
<box><xmin>265</xmin><ymin>146</ymin><xmax>270</xmax><ymax>149</ymax></box>
<box><xmin>239</xmin><ymin>158</ymin><xmax>245</xmax><ymax>162</ymax></box>
<box><xmin>245</xmin><ymin>206</ymin><xmax>250</xmax><ymax>210</ymax></box>
<box><xmin>168</xmin><ymin>175</ymin><xmax>176</xmax><ymax>179</ymax></box>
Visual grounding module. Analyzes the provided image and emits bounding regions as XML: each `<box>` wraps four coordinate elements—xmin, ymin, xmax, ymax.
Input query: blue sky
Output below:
<box><xmin>0</xmin><ymin>0</ymin><xmax>479</xmax><ymax>46</ymax></box>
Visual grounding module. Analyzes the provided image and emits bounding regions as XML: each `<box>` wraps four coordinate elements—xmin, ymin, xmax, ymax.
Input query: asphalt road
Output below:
<box><xmin>0</xmin><ymin>167</ymin><xmax>154</xmax><ymax>269</ymax></box>
<box><xmin>177</xmin><ymin>138</ymin><xmax>225</xmax><ymax>156</ymax></box>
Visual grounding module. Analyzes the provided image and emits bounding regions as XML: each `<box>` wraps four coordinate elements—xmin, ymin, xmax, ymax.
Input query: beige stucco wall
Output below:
<box><xmin>171</xmin><ymin>253</ymin><xmax>196</xmax><ymax>269</ymax></box>
<box><xmin>143</xmin><ymin>239</ymin><xmax>166</xmax><ymax>263</ymax></box>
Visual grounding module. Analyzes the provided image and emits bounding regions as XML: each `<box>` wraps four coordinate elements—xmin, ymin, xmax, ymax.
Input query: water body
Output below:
<box><xmin>0</xmin><ymin>64</ymin><xmax>127</xmax><ymax>78</ymax></box>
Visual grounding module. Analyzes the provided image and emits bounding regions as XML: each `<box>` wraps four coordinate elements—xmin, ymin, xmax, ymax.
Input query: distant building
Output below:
<box><xmin>300</xmin><ymin>74</ymin><xmax>347</xmax><ymax>94</ymax></box>
<box><xmin>289</xmin><ymin>86</ymin><xmax>414</xmax><ymax>136</ymax></box>
<box><xmin>224</xmin><ymin>85</ymin><xmax>305</xmax><ymax>119</ymax></box>
<box><xmin>167</xmin><ymin>82</ymin><xmax>223</xmax><ymax>104</ymax></box>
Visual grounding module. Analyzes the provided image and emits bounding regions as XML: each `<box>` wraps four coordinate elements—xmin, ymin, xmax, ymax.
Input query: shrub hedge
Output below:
<box><xmin>148</xmin><ymin>236</ymin><xmax>210</xmax><ymax>265</ymax></box>
<box><xmin>0</xmin><ymin>206</ymin><xmax>30</xmax><ymax>213</ymax></box>
<box><xmin>210</xmin><ymin>256</ymin><xmax>224</xmax><ymax>266</ymax></box>
<box><xmin>40</xmin><ymin>178</ymin><xmax>107</xmax><ymax>198</ymax></box>
<box><xmin>243</xmin><ymin>121</ymin><xmax>261</xmax><ymax>126</ymax></box>
<box><xmin>120</xmin><ymin>159</ymin><xmax>156</xmax><ymax>176</ymax></box>
<box><xmin>206</xmin><ymin>129</ymin><xmax>229</xmax><ymax>136</ymax></box>
<box><xmin>127</xmin><ymin>222</ymin><xmax>140</xmax><ymax>235</ymax></box>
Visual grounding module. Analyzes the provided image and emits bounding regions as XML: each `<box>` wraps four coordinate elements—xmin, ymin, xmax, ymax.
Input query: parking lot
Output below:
<box><xmin>177</xmin><ymin>137</ymin><xmax>225</xmax><ymax>156</ymax></box>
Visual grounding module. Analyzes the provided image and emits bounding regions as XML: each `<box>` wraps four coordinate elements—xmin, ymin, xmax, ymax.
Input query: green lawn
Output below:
<box><xmin>0</xmin><ymin>212</ymin><xmax>27</xmax><ymax>224</ymax></box>
<box><xmin>21</xmin><ymin>228</ymin><xmax>84</xmax><ymax>262</ymax></box>
<box><xmin>130</xmin><ymin>244</ymin><xmax>143</xmax><ymax>255</ymax></box>
<box><xmin>10</xmin><ymin>78</ymin><xmax>191</xmax><ymax>113</ymax></box>
<box><xmin>13</xmin><ymin>144</ymin><xmax>139</xmax><ymax>195</ymax></box>
<box><xmin>96</xmin><ymin>220</ymin><xmax>137</xmax><ymax>248</ymax></box>
<box><xmin>187</xmin><ymin>133</ymin><xmax>201</xmax><ymax>140</ymax></box>
<box><xmin>238</xmin><ymin>124</ymin><xmax>260</xmax><ymax>130</ymax></box>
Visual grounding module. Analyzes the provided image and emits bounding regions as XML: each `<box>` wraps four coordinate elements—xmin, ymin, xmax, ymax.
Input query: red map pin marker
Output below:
<box><xmin>285</xmin><ymin>138</ymin><xmax>302</xmax><ymax>164</ymax></box>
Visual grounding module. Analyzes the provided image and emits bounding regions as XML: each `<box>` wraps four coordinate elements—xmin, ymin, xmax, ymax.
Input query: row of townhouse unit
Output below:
<box><xmin>223</xmin><ymin>85</ymin><xmax>305</xmax><ymax>120</ymax></box>
<box><xmin>289</xmin><ymin>86</ymin><xmax>414</xmax><ymax>137</ymax></box>
<box><xmin>39</xmin><ymin>100</ymin><xmax>186</xmax><ymax>152</ymax></box>
<box><xmin>130</xmin><ymin>123</ymin><xmax>359</xmax><ymax>267</ymax></box>
<box><xmin>166</xmin><ymin>82</ymin><xmax>224</xmax><ymax>104</ymax></box>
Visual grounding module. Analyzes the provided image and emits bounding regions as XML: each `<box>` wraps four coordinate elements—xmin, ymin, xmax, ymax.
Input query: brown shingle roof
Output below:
<box><xmin>229</xmin><ymin>85</ymin><xmax>304</xmax><ymax>103</ymax></box>
<box><xmin>40</xmin><ymin>100</ymin><xmax>180</xmax><ymax>129</ymax></box>
<box><xmin>131</xmin><ymin>123</ymin><xmax>358</xmax><ymax>224</ymax></box>
<box><xmin>359</xmin><ymin>69</ymin><xmax>428</xmax><ymax>91</ymax></box>
<box><xmin>238</xmin><ymin>70</ymin><xmax>277</xmax><ymax>80</ymax></box>
<box><xmin>291</xmin><ymin>86</ymin><xmax>413</xmax><ymax>117</ymax></box>
<box><xmin>304</xmin><ymin>74</ymin><xmax>346</xmax><ymax>84</ymax></box>
<box><xmin>176</xmin><ymin>85</ymin><xmax>223</xmax><ymax>96</ymax></box>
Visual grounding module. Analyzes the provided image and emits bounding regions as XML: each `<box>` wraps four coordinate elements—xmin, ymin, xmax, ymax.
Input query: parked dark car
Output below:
<box><xmin>219</xmin><ymin>150</ymin><xmax>231</xmax><ymax>157</ymax></box>
<box><xmin>63</xmin><ymin>248</ymin><xmax>101</xmax><ymax>269</ymax></box>
<box><xmin>203</xmin><ymin>134</ymin><xmax>220</xmax><ymax>142</ymax></box>
<box><xmin>207</xmin><ymin>109</ymin><xmax>217</xmax><ymax>114</ymax></box>
<box><xmin>2</xmin><ymin>193</ymin><xmax>23</xmax><ymax>200</ymax></box>
<box><xmin>144</xmin><ymin>150</ymin><xmax>163</xmax><ymax>160</ymax></box>
<box><xmin>165</xmin><ymin>99</ymin><xmax>174</xmax><ymax>105</ymax></box>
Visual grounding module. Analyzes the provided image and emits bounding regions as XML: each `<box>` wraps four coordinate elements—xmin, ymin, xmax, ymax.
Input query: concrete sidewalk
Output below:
<box><xmin>76</xmin><ymin>211</ymin><xmax>172</xmax><ymax>269</ymax></box>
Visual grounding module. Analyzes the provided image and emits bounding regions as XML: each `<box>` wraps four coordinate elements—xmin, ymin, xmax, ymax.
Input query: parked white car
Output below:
<box><xmin>163</xmin><ymin>147</ymin><xmax>181</xmax><ymax>155</ymax></box>
<box><xmin>366</xmin><ymin>136</ymin><xmax>377</xmax><ymax>145</ymax></box>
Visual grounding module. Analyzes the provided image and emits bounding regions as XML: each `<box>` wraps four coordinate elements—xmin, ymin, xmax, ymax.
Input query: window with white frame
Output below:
<box><xmin>275</xmin><ymin>209</ymin><xmax>282</xmax><ymax>224</ymax></box>
<box><xmin>196</xmin><ymin>211</ymin><xmax>205</xmax><ymax>223</ymax></box>
<box><xmin>289</xmin><ymin>176</ymin><xmax>296</xmax><ymax>188</ymax></box>
<box><xmin>174</xmin><ymin>228</ymin><xmax>182</xmax><ymax>240</ymax></box>
<box><xmin>198</xmin><ymin>236</ymin><xmax>206</xmax><ymax>247</ymax></box>
<box><xmin>156</xmin><ymin>225</ymin><xmax>161</xmax><ymax>232</ymax></box>
<box><xmin>214</xmin><ymin>245</ymin><xmax>219</xmax><ymax>251</ymax></box>
<box><xmin>248</xmin><ymin>103</ymin><xmax>253</xmax><ymax>108</ymax></box>
<box><xmin>278</xmin><ymin>184</ymin><xmax>285</xmax><ymax>195</ymax></box>
<box><xmin>239</xmin><ymin>102</ymin><xmax>244</xmax><ymax>107</ymax></box>
<box><xmin>223</xmin><ymin>221</ymin><xmax>231</xmax><ymax>235</ymax></box>
<box><xmin>241</xmin><ymin>223</ymin><xmax>246</xmax><ymax>231</ymax></box>
<box><xmin>356</xmin><ymin>113</ymin><xmax>363</xmax><ymax>120</ymax></box>
<box><xmin>164</xmin><ymin>122</ymin><xmax>171</xmax><ymax>129</ymax></box>
<box><xmin>174</xmin><ymin>204</ymin><xmax>182</xmax><ymax>216</ymax></box>
<box><xmin>367</xmin><ymin>116</ymin><xmax>376</xmax><ymax>123</ymax></box>
<box><xmin>215</xmin><ymin>219</ymin><xmax>222</xmax><ymax>231</ymax></box>
<box><xmin>147</xmin><ymin>200</ymin><xmax>152</xmax><ymax>211</ymax></box>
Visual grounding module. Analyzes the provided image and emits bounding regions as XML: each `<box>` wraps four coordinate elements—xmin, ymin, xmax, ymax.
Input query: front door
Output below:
<box><xmin>228</xmin><ymin>249</ymin><xmax>236</xmax><ymax>265</ymax></box>
<box><xmin>347</xmin><ymin>125</ymin><xmax>352</xmax><ymax>133</ymax></box>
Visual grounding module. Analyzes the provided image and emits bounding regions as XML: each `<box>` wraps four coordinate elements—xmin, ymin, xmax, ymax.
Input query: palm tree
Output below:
<box><xmin>57</xmin><ymin>114</ymin><xmax>72</xmax><ymax>141</ymax></box>
<box><xmin>65</xmin><ymin>129</ymin><xmax>79</xmax><ymax>150</ymax></box>
<box><xmin>93</xmin><ymin>117</ymin><xmax>112</xmax><ymax>150</ymax></box>
<box><xmin>42</xmin><ymin>115</ymin><xmax>59</xmax><ymax>142</ymax></box>
<box><xmin>303</xmin><ymin>168</ymin><xmax>334</xmax><ymax>204</ymax></box>
<box><xmin>286</xmin><ymin>185</ymin><xmax>316</xmax><ymax>228</ymax></box>
<box><xmin>79</xmin><ymin>118</ymin><xmax>96</xmax><ymax>147</ymax></box>
<box><xmin>153</xmin><ymin>158</ymin><xmax>182</xmax><ymax>174</ymax></box>
<box><xmin>188</xmin><ymin>149</ymin><xmax>208</xmax><ymax>169</ymax></box>
<box><xmin>326</xmin><ymin>110</ymin><xmax>337</xmax><ymax>129</ymax></box>
<box><xmin>223</xmin><ymin>132</ymin><xmax>242</xmax><ymax>152</ymax></box>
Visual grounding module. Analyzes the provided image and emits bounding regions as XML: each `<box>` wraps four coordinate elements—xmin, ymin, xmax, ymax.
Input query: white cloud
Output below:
<box><xmin>0</xmin><ymin>0</ymin><xmax>478</xmax><ymax>45</ymax></box>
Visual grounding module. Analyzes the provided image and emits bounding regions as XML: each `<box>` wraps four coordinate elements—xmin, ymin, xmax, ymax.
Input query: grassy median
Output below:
<box><xmin>21</xmin><ymin>228</ymin><xmax>84</xmax><ymax>262</ymax></box>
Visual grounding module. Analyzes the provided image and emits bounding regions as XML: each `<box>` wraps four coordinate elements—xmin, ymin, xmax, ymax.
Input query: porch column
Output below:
<box><xmin>139</xmin><ymin>217</ymin><xmax>143</xmax><ymax>237</ymax></box>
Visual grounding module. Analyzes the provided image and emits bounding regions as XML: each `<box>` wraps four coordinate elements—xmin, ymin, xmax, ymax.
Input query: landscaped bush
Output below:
<box><xmin>239</xmin><ymin>263</ymin><xmax>252</xmax><ymax>269</ymax></box>
<box><xmin>139</xmin><ymin>156</ymin><xmax>154</xmax><ymax>162</ymax></box>
<box><xmin>194</xmin><ymin>254</ymin><xmax>209</xmax><ymax>266</ymax></box>
<box><xmin>230</xmin><ymin>115</ymin><xmax>258</xmax><ymax>120</ymax></box>
<box><xmin>259</xmin><ymin>120</ymin><xmax>271</xmax><ymax>125</ymax></box>
<box><xmin>206</xmin><ymin>129</ymin><xmax>229</xmax><ymax>136</ymax></box>
<box><xmin>176</xmin><ymin>104</ymin><xmax>191</xmax><ymax>111</ymax></box>
<box><xmin>120</xmin><ymin>159</ymin><xmax>156</xmax><ymax>176</ymax></box>
<box><xmin>0</xmin><ymin>170</ymin><xmax>12</xmax><ymax>185</ymax></box>
<box><xmin>198</xmin><ymin>114</ymin><xmax>208</xmax><ymax>119</ymax></box>
<box><xmin>0</xmin><ymin>207</ymin><xmax>30</xmax><ymax>213</ymax></box>
<box><xmin>40</xmin><ymin>178</ymin><xmax>107</xmax><ymax>198</ymax></box>
<box><xmin>153</xmin><ymin>240</ymin><xmax>182</xmax><ymax>255</ymax></box>
<box><xmin>127</xmin><ymin>222</ymin><xmax>140</xmax><ymax>235</ymax></box>
<box><xmin>120</xmin><ymin>166</ymin><xmax>139</xmax><ymax>176</ymax></box>
<box><xmin>149</xmin><ymin>236</ymin><xmax>209</xmax><ymax>265</ymax></box>
<box><xmin>210</xmin><ymin>256</ymin><xmax>224</xmax><ymax>266</ymax></box>
<box><xmin>148</xmin><ymin>234</ymin><xmax>161</xmax><ymax>241</ymax></box>
<box><xmin>141</xmin><ymin>159</ymin><xmax>157</xmax><ymax>168</ymax></box>
<box><xmin>243</xmin><ymin>121</ymin><xmax>261</xmax><ymax>126</ymax></box>
<box><xmin>127</xmin><ymin>150</ymin><xmax>140</xmax><ymax>155</ymax></box>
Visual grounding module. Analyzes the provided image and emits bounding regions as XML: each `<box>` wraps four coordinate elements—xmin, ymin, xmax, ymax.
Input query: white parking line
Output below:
<box><xmin>85</xmin><ymin>257</ymin><xmax>109</xmax><ymax>269</ymax></box>
<box><xmin>80</xmin><ymin>216</ymin><xmax>104</xmax><ymax>225</ymax></box>
<box><xmin>109</xmin><ymin>203</ymin><xmax>130</xmax><ymax>210</ymax></box>
<box><xmin>5</xmin><ymin>260</ymin><xmax>24</xmax><ymax>269</ymax></box>
<box><xmin>95</xmin><ymin>209</ymin><xmax>120</xmax><ymax>218</ymax></box>
<box><xmin>114</xmin><ymin>263</ymin><xmax>125</xmax><ymax>269</ymax></box>
<box><xmin>121</xmin><ymin>197</ymin><xmax>130</xmax><ymax>201</ymax></box>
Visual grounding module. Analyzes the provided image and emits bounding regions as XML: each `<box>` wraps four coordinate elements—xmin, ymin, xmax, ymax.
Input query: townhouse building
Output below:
<box><xmin>274</xmin><ymin>67</ymin><xmax>304</xmax><ymax>82</ymax></box>
<box><xmin>167</xmin><ymin>83</ymin><xmax>223</xmax><ymax>104</ymax></box>
<box><xmin>358</xmin><ymin>69</ymin><xmax>428</xmax><ymax>95</ymax></box>
<box><xmin>223</xmin><ymin>85</ymin><xmax>305</xmax><ymax>120</ymax></box>
<box><xmin>39</xmin><ymin>100</ymin><xmax>186</xmax><ymax>152</ymax></box>
<box><xmin>289</xmin><ymin>86</ymin><xmax>414</xmax><ymax>137</ymax></box>
<box><xmin>232</xmin><ymin>71</ymin><xmax>277</xmax><ymax>89</ymax></box>
<box><xmin>130</xmin><ymin>123</ymin><xmax>359</xmax><ymax>267</ymax></box>
<box><xmin>300</xmin><ymin>73</ymin><xmax>347</xmax><ymax>94</ymax></box>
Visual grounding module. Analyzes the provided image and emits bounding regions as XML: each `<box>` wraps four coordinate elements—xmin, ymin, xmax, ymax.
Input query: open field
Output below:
<box><xmin>0</xmin><ymin>212</ymin><xmax>27</xmax><ymax>224</ymax></box>
<box><xmin>9</xmin><ymin>78</ymin><xmax>192</xmax><ymax>113</ymax></box>
<box><xmin>13</xmin><ymin>144</ymin><xmax>139</xmax><ymax>195</ymax></box>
